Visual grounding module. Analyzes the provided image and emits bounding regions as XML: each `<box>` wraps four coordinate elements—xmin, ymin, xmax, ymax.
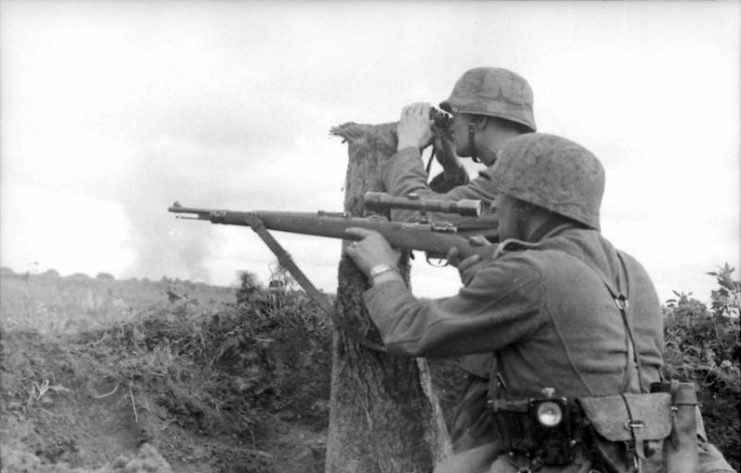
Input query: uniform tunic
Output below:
<box><xmin>364</xmin><ymin>226</ymin><xmax>664</xmax><ymax>399</ymax></box>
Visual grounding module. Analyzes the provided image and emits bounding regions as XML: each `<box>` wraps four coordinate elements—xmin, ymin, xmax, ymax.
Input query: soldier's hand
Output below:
<box><xmin>432</xmin><ymin>133</ymin><xmax>464</xmax><ymax>177</ymax></box>
<box><xmin>447</xmin><ymin>236</ymin><xmax>493</xmax><ymax>286</ymax></box>
<box><xmin>397</xmin><ymin>102</ymin><xmax>433</xmax><ymax>151</ymax></box>
<box><xmin>344</xmin><ymin>227</ymin><xmax>402</xmax><ymax>278</ymax></box>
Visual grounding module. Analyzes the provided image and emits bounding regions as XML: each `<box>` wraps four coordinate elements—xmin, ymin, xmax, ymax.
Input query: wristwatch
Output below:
<box><xmin>369</xmin><ymin>264</ymin><xmax>399</xmax><ymax>280</ymax></box>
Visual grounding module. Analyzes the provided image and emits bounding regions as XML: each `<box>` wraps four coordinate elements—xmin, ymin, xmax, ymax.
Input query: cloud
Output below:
<box><xmin>0</xmin><ymin>182</ymin><xmax>135</xmax><ymax>277</ymax></box>
<box><xmin>1</xmin><ymin>1</ymin><xmax>738</xmax><ymax>301</ymax></box>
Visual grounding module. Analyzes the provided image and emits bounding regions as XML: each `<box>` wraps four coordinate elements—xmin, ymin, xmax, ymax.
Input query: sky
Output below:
<box><xmin>1</xmin><ymin>0</ymin><xmax>739</xmax><ymax>304</ymax></box>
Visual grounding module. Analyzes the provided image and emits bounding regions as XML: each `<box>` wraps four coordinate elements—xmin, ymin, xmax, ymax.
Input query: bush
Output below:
<box><xmin>662</xmin><ymin>265</ymin><xmax>740</xmax><ymax>471</ymax></box>
<box><xmin>236</xmin><ymin>270</ymin><xmax>262</xmax><ymax>304</ymax></box>
<box><xmin>40</xmin><ymin>269</ymin><xmax>60</xmax><ymax>279</ymax></box>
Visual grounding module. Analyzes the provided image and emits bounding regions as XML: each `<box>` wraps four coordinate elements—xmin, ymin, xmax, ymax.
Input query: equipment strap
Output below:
<box><xmin>605</xmin><ymin>252</ymin><xmax>645</xmax><ymax>394</ymax></box>
<box><xmin>245</xmin><ymin>214</ymin><xmax>388</xmax><ymax>353</ymax></box>
<box><xmin>567</xmin><ymin>251</ymin><xmax>646</xmax><ymax>393</ymax></box>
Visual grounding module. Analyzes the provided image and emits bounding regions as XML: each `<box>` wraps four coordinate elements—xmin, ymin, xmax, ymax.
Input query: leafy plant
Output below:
<box><xmin>708</xmin><ymin>263</ymin><xmax>741</xmax><ymax>318</ymax></box>
<box><xmin>662</xmin><ymin>265</ymin><xmax>740</xmax><ymax>471</ymax></box>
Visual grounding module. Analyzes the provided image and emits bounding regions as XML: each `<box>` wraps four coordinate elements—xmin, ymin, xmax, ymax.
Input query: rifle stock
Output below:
<box><xmin>168</xmin><ymin>202</ymin><xmax>491</xmax><ymax>259</ymax></box>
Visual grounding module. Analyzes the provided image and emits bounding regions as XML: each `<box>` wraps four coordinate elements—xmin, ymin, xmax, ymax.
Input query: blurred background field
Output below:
<box><xmin>0</xmin><ymin>267</ymin><xmax>234</xmax><ymax>336</ymax></box>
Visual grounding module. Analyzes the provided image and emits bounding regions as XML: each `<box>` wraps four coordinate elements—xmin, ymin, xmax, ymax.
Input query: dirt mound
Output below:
<box><xmin>0</xmin><ymin>288</ymin><xmax>330</xmax><ymax>473</ymax></box>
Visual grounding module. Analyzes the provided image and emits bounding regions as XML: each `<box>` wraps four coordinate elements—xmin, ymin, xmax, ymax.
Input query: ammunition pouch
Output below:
<box><xmin>491</xmin><ymin>386</ymin><xmax>697</xmax><ymax>473</ymax></box>
<box><xmin>578</xmin><ymin>392</ymin><xmax>672</xmax><ymax>473</ymax></box>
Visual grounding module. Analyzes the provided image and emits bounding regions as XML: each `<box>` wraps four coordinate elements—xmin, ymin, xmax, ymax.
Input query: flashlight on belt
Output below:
<box><xmin>532</xmin><ymin>387</ymin><xmax>567</xmax><ymax>428</ymax></box>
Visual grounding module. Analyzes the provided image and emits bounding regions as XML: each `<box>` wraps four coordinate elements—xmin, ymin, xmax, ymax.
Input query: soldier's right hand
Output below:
<box><xmin>397</xmin><ymin>102</ymin><xmax>433</xmax><ymax>151</ymax></box>
<box><xmin>432</xmin><ymin>133</ymin><xmax>463</xmax><ymax>176</ymax></box>
<box><xmin>447</xmin><ymin>236</ymin><xmax>492</xmax><ymax>286</ymax></box>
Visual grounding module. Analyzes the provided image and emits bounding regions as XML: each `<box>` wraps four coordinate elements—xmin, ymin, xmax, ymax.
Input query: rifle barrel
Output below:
<box><xmin>168</xmin><ymin>203</ymin><xmax>489</xmax><ymax>259</ymax></box>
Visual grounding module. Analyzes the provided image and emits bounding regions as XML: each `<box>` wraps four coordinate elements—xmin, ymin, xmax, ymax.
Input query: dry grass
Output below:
<box><xmin>0</xmin><ymin>271</ymin><xmax>235</xmax><ymax>336</ymax></box>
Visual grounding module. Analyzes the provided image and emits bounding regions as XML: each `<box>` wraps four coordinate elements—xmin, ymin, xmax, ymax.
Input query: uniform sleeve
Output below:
<box><xmin>381</xmin><ymin>147</ymin><xmax>501</xmax><ymax>239</ymax></box>
<box><xmin>363</xmin><ymin>255</ymin><xmax>544</xmax><ymax>357</ymax></box>
<box><xmin>382</xmin><ymin>147</ymin><xmax>500</xmax><ymax>202</ymax></box>
<box><xmin>429</xmin><ymin>166</ymin><xmax>470</xmax><ymax>193</ymax></box>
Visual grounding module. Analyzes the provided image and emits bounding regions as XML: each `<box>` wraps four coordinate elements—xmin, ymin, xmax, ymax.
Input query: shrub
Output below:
<box><xmin>236</xmin><ymin>270</ymin><xmax>262</xmax><ymax>305</ymax></box>
<box><xmin>708</xmin><ymin>263</ymin><xmax>741</xmax><ymax>318</ymax></box>
<box><xmin>40</xmin><ymin>269</ymin><xmax>60</xmax><ymax>279</ymax></box>
<box><xmin>662</xmin><ymin>265</ymin><xmax>740</xmax><ymax>471</ymax></box>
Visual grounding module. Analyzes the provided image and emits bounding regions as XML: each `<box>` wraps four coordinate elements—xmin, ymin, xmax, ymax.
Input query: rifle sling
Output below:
<box><xmin>245</xmin><ymin>215</ymin><xmax>388</xmax><ymax>353</ymax></box>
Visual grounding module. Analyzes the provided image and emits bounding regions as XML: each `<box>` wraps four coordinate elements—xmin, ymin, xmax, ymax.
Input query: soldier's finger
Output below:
<box><xmin>468</xmin><ymin>235</ymin><xmax>492</xmax><ymax>247</ymax></box>
<box><xmin>446</xmin><ymin>247</ymin><xmax>461</xmax><ymax>267</ymax></box>
<box><xmin>413</xmin><ymin>102</ymin><xmax>431</xmax><ymax>116</ymax></box>
<box><xmin>342</xmin><ymin>241</ymin><xmax>358</xmax><ymax>256</ymax></box>
<box><xmin>344</xmin><ymin>227</ymin><xmax>378</xmax><ymax>240</ymax></box>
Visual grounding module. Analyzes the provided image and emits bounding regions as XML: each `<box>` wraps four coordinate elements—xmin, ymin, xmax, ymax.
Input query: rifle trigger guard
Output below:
<box><xmin>425</xmin><ymin>253</ymin><xmax>449</xmax><ymax>268</ymax></box>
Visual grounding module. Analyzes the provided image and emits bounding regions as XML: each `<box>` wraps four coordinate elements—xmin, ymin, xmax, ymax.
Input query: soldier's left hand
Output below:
<box><xmin>397</xmin><ymin>102</ymin><xmax>434</xmax><ymax>151</ymax></box>
<box><xmin>344</xmin><ymin>227</ymin><xmax>402</xmax><ymax>277</ymax></box>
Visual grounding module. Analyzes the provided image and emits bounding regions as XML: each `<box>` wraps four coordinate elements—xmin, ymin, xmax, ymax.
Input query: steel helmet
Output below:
<box><xmin>440</xmin><ymin>67</ymin><xmax>536</xmax><ymax>132</ymax></box>
<box><xmin>485</xmin><ymin>133</ymin><xmax>605</xmax><ymax>230</ymax></box>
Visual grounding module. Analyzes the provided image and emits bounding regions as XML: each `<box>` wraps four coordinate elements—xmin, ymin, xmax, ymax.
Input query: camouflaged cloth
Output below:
<box><xmin>440</xmin><ymin>67</ymin><xmax>536</xmax><ymax>132</ymax></box>
<box><xmin>486</xmin><ymin>133</ymin><xmax>605</xmax><ymax>230</ymax></box>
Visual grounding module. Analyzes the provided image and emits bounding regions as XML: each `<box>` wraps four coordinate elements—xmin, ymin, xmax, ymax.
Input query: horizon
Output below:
<box><xmin>1</xmin><ymin>261</ymin><xmax>736</xmax><ymax>306</ymax></box>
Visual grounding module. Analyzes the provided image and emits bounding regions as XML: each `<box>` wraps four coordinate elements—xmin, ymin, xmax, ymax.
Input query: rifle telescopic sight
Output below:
<box><xmin>363</xmin><ymin>192</ymin><xmax>482</xmax><ymax>217</ymax></box>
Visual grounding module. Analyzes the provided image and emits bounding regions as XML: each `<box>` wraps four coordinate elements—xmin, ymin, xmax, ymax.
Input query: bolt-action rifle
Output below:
<box><xmin>168</xmin><ymin>192</ymin><xmax>492</xmax><ymax>351</ymax></box>
<box><xmin>168</xmin><ymin>192</ymin><xmax>489</xmax><ymax>260</ymax></box>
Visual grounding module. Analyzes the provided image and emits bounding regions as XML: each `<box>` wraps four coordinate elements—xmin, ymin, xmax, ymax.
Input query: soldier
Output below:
<box><xmin>346</xmin><ymin>133</ymin><xmax>735</xmax><ymax>473</ymax></box>
<box><xmin>386</xmin><ymin>66</ymin><xmax>536</xmax><ymax>240</ymax></box>
<box><xmin>385</xmin><ymin>67</ymin><xmax>537</xmax><ymax>453</ymax></box>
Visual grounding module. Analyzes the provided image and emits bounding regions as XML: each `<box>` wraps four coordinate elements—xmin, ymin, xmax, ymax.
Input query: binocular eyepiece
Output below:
<box><xmin>364</xmin><ymin>192</ymin><xmax>482</xmax><ymax>217</ymax></box>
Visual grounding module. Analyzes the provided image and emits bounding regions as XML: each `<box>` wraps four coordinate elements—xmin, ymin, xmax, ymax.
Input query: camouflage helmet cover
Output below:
<box><xmin>440</xmin><ymin>67</ymin><xmax>536</xmax><ymax>132</ymax></box>
<box><xmin>485</xmin><ymin>133</ymin><xmax>605</xmax><ymax>230</ymax></box>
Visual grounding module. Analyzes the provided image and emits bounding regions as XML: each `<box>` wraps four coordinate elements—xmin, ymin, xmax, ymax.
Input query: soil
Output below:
<box><xmin>9</xmin><ymin>271</ymin><xmax>735</xmax><ymax>473</ymax></box>
<box><xmin>0</xmin><ymin>275</ymin><xmax>331</xmax><ymax>473</ymax></box>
